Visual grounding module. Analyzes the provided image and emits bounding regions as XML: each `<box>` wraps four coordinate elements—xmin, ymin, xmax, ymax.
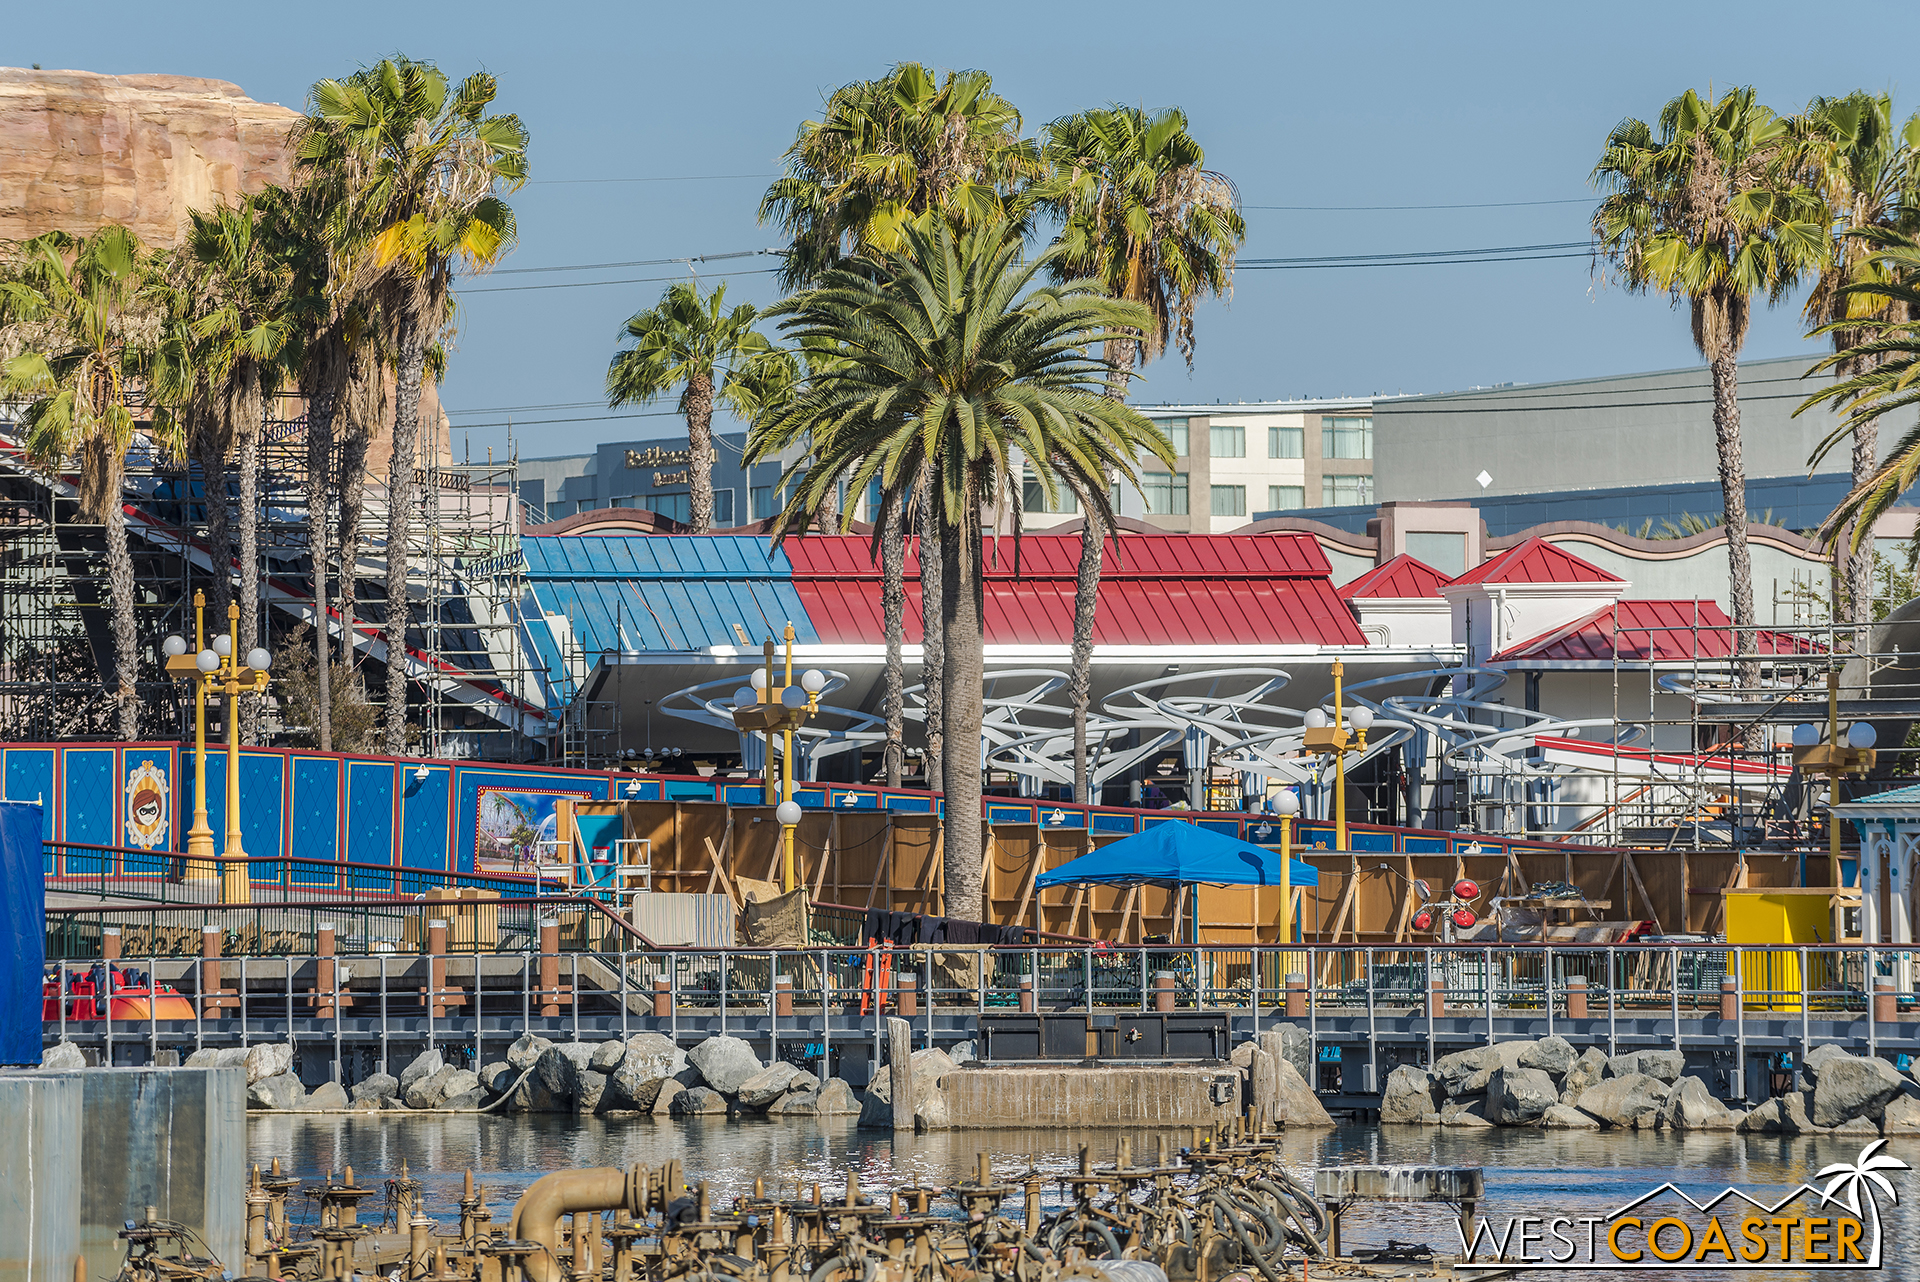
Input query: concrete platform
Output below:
<box><xmin>938</xmin><ymin>1063</ymin><xmax>1240</xmax><ymax>1129</ymax></box>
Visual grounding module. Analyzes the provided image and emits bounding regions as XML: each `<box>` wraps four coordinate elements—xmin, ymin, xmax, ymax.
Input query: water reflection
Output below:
<box><xmin>248</xmin><ymin>1117</ymin><xmax>1920</xmax><ymax>1281</ymax></box>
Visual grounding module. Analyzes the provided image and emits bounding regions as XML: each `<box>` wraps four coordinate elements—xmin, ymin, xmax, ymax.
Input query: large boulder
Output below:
<box><xmin>766</xmin><ymin>1090</ymin><xmax>818</xmax><ymax>1116</ymax></box>
<box><xmin>41</xmin><ymin>1042</ymin><xmax>86</xmax><ymax>1070</ymax></box>
<box><xmin>1434</xmin><ymin>1042</ymin><xmax>1528</xmax><ymax>1098</ymax></box>
<box><xmin>477</xmin><ymin>1063</ymin><xmax>514</xmax><ymax>1096</ymax></box>
<box><xmin>1541</xmin><ymin>1103</ymin><xmax>1601</xmax><ymax>1130</ymax></box>
<box><xmin>535</xmin><ymin>1046</ymin><xmax>580</xmax><ymax>1100</ymax></box>
<box><xmin>405</xmin><ymin>1065</ymin><xmax>457</xmax><ymax>1109</ymax></box>
<box><xmin>1230</xmin><ymin>1042</ymin><xmax>1257</xmax><ymax>1070</ymax></box>
<box><xmin>1439</xmin><ymin>1099</ymin><xmax>1494</xmax><ymax>1128</ymax></box>
<box><xmin>1660</xmin><ymin>1076</ymin><xmax>1736</xmax><ymax>1131</ymax></box>
<box><xmin>1575</xmin><ymin>1074</ymin><xmax>1669</xmax><ymax>1129</ymax></box>
<box><xmin>1741</xmin><ymin>1092</ymin><xmax>1824</xmax><ymax>1135</ymax></box>
<box><xmin>1605</xmin><ymin>1050</ymin><xmax>1684</xmax><ymax>1084</ymax></box>
<box><xmin>1260</xmin><ymin>1026</ymin><xmax>1311</xmax><ymax>1085</ymax></box>
<box><xmin>507</xmin><ymin>1034</ymin><xmax>553</xmax><ymax>1071</ymax></box>
<box><xmin>576</xmin><ymin>1070</ymin><xmax>610</xmax><ymax>1114</ymax></box>
<box><xmin>1882</xmin><ymin>1094</ymin><xmax>1920</xmax><ymax>1135</ymax></box>
<box><xmin>1271</xmin><ymin>1059</ymin><xmax>1334</xmax><ymax>1128</ymax></box>
<box><xmin>1487</xmin><ymin>1066</ymin><xmax>1559</xmax><ymax>1125</ymax></box>
<box><xmin>1516</xmin><ymin>1037</ymin><xmax>1576</xmax><ymax>1078</ymax></box>
<box><xmin>736</xmin><ymin>1064</ymin><xmax>812</xmax><ymax>1109</ymax></box>
<box><xmin>248</xmin><ymin>1072</ymin><xmax>305</xmax><ymax>1111</ymax></box>
<box><xmin>815</xmin><ymin>1078</ymin><xmax>860</xmax><ymax>1115</ymax></box>
<box><xmin>399</xmin><ymin>1047</ymin><xmax>445</xmax><ymax>1088</ymax></box>
<box><xmin>442</xmin><ymin>1090</ymin><xmax>483</xmax><ymax>1111</ymax></box>
<box><xmin>1811</xmin><ymin>1055</ymin><xmax>1905</xmax><ymax>1127</ymax></box>
<box><xmin>350</xmin><ymin>1073</ymin><xmax>399</xmax><ymax>1104</ymax></box>
<box><xmin>245</xmin><ymin>1042</ymin><xmax>294</xmax><ymax>1084</ymax></box>
<box><xmin>590</xmin><ymin>1041</ymin><xmax>628</xmax><ymax>1072</ymax></box>
<box><xmin>672</xmin><ymin>1086</ymin><xmax>728</xmax><ymax>1115</ymax></box>
<box><xmin>504</xmin><ymin>1071</ymin><xmax>565</xmax><ymax>1113</ymax></box>
<box><xmin>1803</xmin><ymin>1043</ymin><xmax>1850</xmax><ymax>1083</ymax></box>
<box><xmin>652</xmin><ymin>1080</ymin><xmax>684</xmax><ymax>1116</ymax></box>
<box><xmin>621</xmin><ymin>1033</ymin><xmax>685</xmax><ymax>1078</ymax></box>
<box><xmin>686</xmin><ymin>1036</ymin><xmax>762</xmax><ymax>1094</ymax></box>
<box><xmin>1381</xmin><ymin>1066</ymin><xmax>1442</xmax><ymax>1124</ymax></box>
<box><xmin>303</xmin><ymin>1081</ymin><xmax>349</xmax><ymax>1111</ymax></box>
<box><xmin>1559</xmin><ymin>1048</ymin><xmax>1608</xmax><ymax>1103</ymax></box>
<box><xmin>860</xmin><ymin>1048</ymin><xmax>958</xmax><ymax>1130</ymax></box>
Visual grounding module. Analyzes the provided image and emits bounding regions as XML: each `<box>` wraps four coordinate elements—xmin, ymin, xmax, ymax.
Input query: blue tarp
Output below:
<box><xmin>0</xmin><ymin>800</ymin><xmax>45</xmax><ymax>1065</ymax></box>
<box><xmin>1033</xmin><ymin>819</ymin><xmax>1319</xmax><ymax>889</ymax></box>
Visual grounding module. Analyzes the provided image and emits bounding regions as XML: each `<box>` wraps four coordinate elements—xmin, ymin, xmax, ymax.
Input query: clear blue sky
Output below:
<box><xmin>18</xmin><ymin>1</ymin><xmax>1920</xmax><ymax>459</ymax></box>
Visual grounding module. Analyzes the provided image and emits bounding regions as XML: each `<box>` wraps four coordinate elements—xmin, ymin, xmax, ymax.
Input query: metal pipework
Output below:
<box><xmin>508</xmin><ymin>1166</ymin><xmax>644</xmax><ymax>1282</ymax></box>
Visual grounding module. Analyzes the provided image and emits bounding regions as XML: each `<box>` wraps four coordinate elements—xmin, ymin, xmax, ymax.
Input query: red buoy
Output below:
<box><xmin>1452</xmin><ymin>907</ymin><xmax>1478</xmax><ymax>929</ymax></box>
<box><xmin>1453</xmin><ymin>878</ymin><xmax>1480</xmax><ymax>901</ymax></box>
<box><xmin>1412</xmin><ymin>909</ymin><xmax>1433</xmax><ymax>932</ymax></box>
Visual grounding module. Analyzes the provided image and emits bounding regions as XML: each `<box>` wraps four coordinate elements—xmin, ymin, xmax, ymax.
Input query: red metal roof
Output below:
<box><xmin>1491</xmin><ymin>599</ymin><xmax>1820</xmax><ymax>663</ymax></box>
<box><xmin>1450</xmin><ymin>537</ymin><xmax>1623</xmax><ymax>586</ymax></box>
<box><xmin>786</xmin><ymin>533</ymin><xmax>1367</xmax><ymax>647</ymax></box>
<box><xmin>1337</xmin><ymin>554</ymin><xmax>1451</xmax><ymax>600</ymax></box>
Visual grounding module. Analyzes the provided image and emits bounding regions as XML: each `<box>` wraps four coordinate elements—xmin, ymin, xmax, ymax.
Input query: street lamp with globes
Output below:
<box><xmin>729</xmin><ymin>621</ymin><xmax>826</xmax><ymax>893</ymax></box>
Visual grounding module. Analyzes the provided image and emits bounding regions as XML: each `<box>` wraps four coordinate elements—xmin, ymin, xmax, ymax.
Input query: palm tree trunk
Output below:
<box><xmin>1846</xmin><ymin>393</ymin><xmax>1878</xmax><ymax>627</ymax></box>
<box><xmin>384</xmin><ymin>314</ymin><xmax>427</xmax><ymax>755</ymax></box>
<box><xmin>685</xmin><ymin>372</ymin><xmax>715</xmax><ymax>533</ymax></box>
<box><xmin>338</xmin><ymin>425</ymin><xmax>368</xmax><ymax>672</ymax></box>
<box><xmin>880</xmin><ymin>488</ymin><xmax>905</xmax><ymax>788</ymax></box>
<box><xmin>939</xmin><ymin>495</ymin><xmax>984</xmax><ymax>921</ymax></box>
<box><xmin>235</xmin><ymin>407</ymin><xmax>261</xmax><ymax>745</ymax></box>
<box><xmin>304</xmin><ymin>368</ymin><xmax>340</xmax><ymax>751</ymax></box>
<box><xmin>103</xmin><ymin>499</ymin><xmax>140</xmax><ymax>741</ymax></box>
<box><xmin>917</xmin><ymin>473</ymin><xmax>944</xmax><ymax>792</ymax></box>
<box><xmin>196</xmin><ymin>424</ymin><xmax>233</xmax><ymax>630</ymax></box>
<box><xmin>1708</xmin><ymin>346</ymin><xmax>1759</xmax><ymax>698</ymax></box>
<box><xmin>1070</xmin><ymin>500</ymin><xmax>1105</xmax><ymax>803</ymax></box>
<box><xmin>816</xmin><ymin>451</ymin><xmax>842</xmax><ymax>532</ymax></box>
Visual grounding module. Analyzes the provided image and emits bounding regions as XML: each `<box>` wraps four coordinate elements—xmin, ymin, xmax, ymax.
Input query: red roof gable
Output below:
<box><xmin>1450</xmin><ymin>537</ymin><xmax>1623</xmax><ymax>586</ymax></box>
<box><xmin>1491</xmin><ymin>599</ymin><xmax>1820</xmax><ymax>663</ymax></box>
<box><xmin>1338</xmin><ymin>554</ymin><xmax>1451</xmax><ymax>600</ymax></box>
<box><xmin>785</xmin><ymin>533</ymin><xmax>1367</xmax><ymax>648</ymax></box>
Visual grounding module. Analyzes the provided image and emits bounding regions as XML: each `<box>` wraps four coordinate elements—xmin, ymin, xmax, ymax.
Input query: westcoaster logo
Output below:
<box><xmin>1458</xmin><ymin>1139</ymin><xmax>1909</xmax><ymax>1269</ymax></box>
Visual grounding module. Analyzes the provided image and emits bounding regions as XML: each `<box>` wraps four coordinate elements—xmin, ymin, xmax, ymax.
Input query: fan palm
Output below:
<box><xmin>1795</xmin><ymin>93</ymin><xmax>1920</xmax><ymax>622</ymax></box>
<box><xmin>759</xmin><ymin>62</ymin><xmax>1042</xmax><ymax>292</ymax></box>
<box><xmin>1040</xmin><ymin>103</ymin><xmax>1242</xmax><ymax>801</ymax></box>
<box><xmin>1592</xmin><ymin>87</ymin><xmax>1826</xmax><ymax>688</ymax></box>
<box><xmin>747</xmin><ymin>219</ymin><xmax>1171</xmax><ymax>918</ymax></box>
<box><xmin>606</xmin><ymin>280</ymin><xmax>788</xmax><ymax>533</ymax></box>
<box><xmin>298</xmin><ymin>55</ymin><xmax>526</xmax><ymax>754</ymax></box>
<box><xmin>0</xmin><ymin>227</ymin><xmax>162</xmax><ymax>739</ymax></box>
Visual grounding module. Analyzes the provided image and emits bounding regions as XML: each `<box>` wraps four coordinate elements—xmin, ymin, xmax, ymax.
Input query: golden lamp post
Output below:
<box><xmin>1792</xmin><ymin>660</ymin><xmax>1877</xmax><ymax>943</ymax></box>
<box><xmin>162</xmin><ymin>592</ymin><xmax>272</xmax><ymax>904</ymax></box>
<box><xmin>1301</xmin><ymin>659</ymin><xmax>1374</xmax><ymax>852</ymax></box>
<box><xmin>1253</xmin><ymin>787</ymin><xmax>1301</xmax><ymax>941</ymax></box>
<box><xmin>727</xmin><ymin>622</ymin><xmax>824</xmax><ymax>894</ymax></box>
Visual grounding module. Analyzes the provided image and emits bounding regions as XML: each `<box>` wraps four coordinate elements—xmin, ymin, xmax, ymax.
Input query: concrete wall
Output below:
<box><xmin>0</xmin><ymin>1067</ymin><xmax>245</xmax><ymax>1281</ymax></box>
<box><xmin>937</xmin><ymin>1065</ymin><xmax>1239</xmax><ymax>1129</ymax></box>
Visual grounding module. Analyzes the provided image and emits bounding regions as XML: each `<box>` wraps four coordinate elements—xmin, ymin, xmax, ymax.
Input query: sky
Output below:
<box><xmin>17</xmin><ymin>0</ymin><xmax>1920</xmax><ymax>461</ymax></box>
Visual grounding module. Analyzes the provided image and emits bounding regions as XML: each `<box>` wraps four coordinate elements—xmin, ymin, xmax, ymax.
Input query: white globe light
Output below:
<box><xmin>1303</xmin><ymin>708</ymin><xmax>1329</xmax><ymax>729</ymax></box>
<box><xmin>732</xmin><ymin>687</ymin><xmax>756</xmax><ymax>708</ymax></box>
<box><xmin>162</xmin><ymin>635</ymin><xmax>186</xmax><ymax>658</ymax></box>
<box><xmin>750</xmin><ymin>670</ymin><xmax>769</xmax><ymax>690</ymax></box>
<box><xmin>800</xmin><ymin>669</ymin><xmax>826</xmax><ymax>694</ymax></box>
<box><xmin>213</xmin><ymin>634</ymin><xmax>232</xmax><ymax>658</ymax></box>
<box><xmin>1791</xmin><ymin>724</ymin><xmax>1821</xmax><ymax>748</ymax></box>
<box><xmin>195</xmin><ymin>650</ymin><xmax>220</xmax><ymax>673</ymax></box>
<box><xmin>1849</xmin><ymin>722</ymin><xmax>1879</xmax><ymax>749</ymax></box>
<box><xmin>1272</xmin><ymin>790</ymin><xmax>1300</xmax><ymax>817</ymax></box>
<box><xmin>776</xmin><ymin>800</ymin><xmax>803</xmax><ymax>826</ymax></box>
<box><xmin>246</xmin><ymin>648</ymin><xmax>272</xmax><ymax>672</ymax></box>
<box><xmin>781</xmin><ymin>685</ymin><xmax>807</xmax><ymax>709</ymax></box>
<box><xmin>1348</xmin><ymin>706</ymin><xmax>1375</xmax><ymax>732</ymax></box>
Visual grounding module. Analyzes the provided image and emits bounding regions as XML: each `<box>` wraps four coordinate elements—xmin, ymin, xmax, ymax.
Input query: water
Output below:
<box><xmin>249</xmin><ymin>1117</ymin><xmax>1920</xmax><ymax>1280</ymax></box>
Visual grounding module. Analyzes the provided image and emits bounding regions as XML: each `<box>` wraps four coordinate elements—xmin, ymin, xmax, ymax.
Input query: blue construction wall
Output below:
<box><xmin>5</xmin><ymin>741</ymin><xmax>1589</xmax><ymax>872</ymax></box>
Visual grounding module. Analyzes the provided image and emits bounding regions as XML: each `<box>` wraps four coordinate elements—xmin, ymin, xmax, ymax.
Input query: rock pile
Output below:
<box><xmin>1382</xmin><ymin>1038</ymin><xmax>1920</xmax><ymax>1135</ymax></box>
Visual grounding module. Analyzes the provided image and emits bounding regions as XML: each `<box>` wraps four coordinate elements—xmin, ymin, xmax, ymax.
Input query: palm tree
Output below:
<box><xmin>748</xmin><ymin>220</ymin><xmax>1169</xmax><ymax>919</ymax></box>
<box><xmin>1</xmin><ymin>227</ymin><xmax>160</xmax><ymax>740</ymax></box>
<box><xmin>1040</xmin><ymin>104</ymin><xmax>1244</xmax><ymax>802</ymax></box>
<box><xmin>298</xmin><ymin>56</ymin><xmax>527</xmax><ymax>754</ymax></box>
<box><xmin>760</xmin><ymin>63</ymin><xmax>1042</xmax><ymax>292</ymax></box>
<box><xmin>179</xmin><ymin>197</ymin><xmax>298</xmax><ymax>744</ymax></box>
<box><xmin>335</xmin><ymin>332</ymin><xmax>388</xmax><ymax>672</ymax></box>
<box><xmin>607</xmin><ymin>280</ymin><xmax>788</xmax><ymax>533</ymax></box>
<box><xmin>1817</xmin><ymin>1137</ymin><xmax>1909</xmax><ymax>1256</ymax></box>
<box><xmin>1592</xmin><ymin>87</ymin><xmax>1826</xmax><ymax>694</ymax></box>
<box><xmin>1795</xmin><ymin>93</ymin><xmax>1920</xmax><ymax>624</ymax></box>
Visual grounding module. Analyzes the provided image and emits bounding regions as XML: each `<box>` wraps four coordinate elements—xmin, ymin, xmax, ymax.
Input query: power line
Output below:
<box><xmin>1245</xmin><ymin>197</ymin><xmax>1592</xmax><ymax>212</ymax></box>
<box><xmin>488</xmin><ymin>249</ymin><xmax>780</xmax><ymax>276</ymax></box>
<box><xmin>1245</xmin><ymin>251</ymin><xmax>1591</xmax><ymax>270</ymax></box>
<box><xmin>1239</xmin><ymin>241</ymin><xmax>1590</xmax><ymax>270</ymax></box>
<box><xmin>460</xmin><ymin>266</ymin><xmax>782</xmax><ymax>295</ymax></box>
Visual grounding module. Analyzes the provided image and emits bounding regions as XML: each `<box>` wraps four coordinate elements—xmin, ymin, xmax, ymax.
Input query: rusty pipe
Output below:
<box><xmin>509</xmin><ymin>1167</ymin><xmax>638</xmax><ymax>1282</ymax></box>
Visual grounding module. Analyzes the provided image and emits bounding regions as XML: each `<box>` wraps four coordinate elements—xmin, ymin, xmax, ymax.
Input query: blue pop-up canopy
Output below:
<box><xmin>1033</xmin><ymin>820</ymin><xmax>1319</xmax><ymax>889</ymax></box>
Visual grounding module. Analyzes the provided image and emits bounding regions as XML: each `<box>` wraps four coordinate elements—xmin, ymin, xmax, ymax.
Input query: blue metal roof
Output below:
<box><xmin>521</xmin><ymin>536</ymin><xmax>817</xmax><ymax>656</ymax></box>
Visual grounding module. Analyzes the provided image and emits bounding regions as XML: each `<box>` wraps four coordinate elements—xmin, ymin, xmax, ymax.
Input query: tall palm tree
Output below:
<box><xmin>179</xmin><ymin>197</ymin><xmax>298</xmax><ymax>744</ymax></box>
<box><xmin>298</xmin><ymin>56</ymin><xmax>527</xmax><ymax>754</ymax></box>
<box><xmin>748</xmin><ymin>220</ymin><xmax>1169</xmax><ymax>919</ymax></box>
<box><xmin>760</xmin><ymin>63</ymin><xmax>1042</xmax><ymax>292</ymax></box>
<box><xmin>1796</xmin><ymin>93</ymin><xmax>1920</xmax><ymax>623</ymax></box>
<box><xmin>1040</xmin><ymin>104</ymin><xmax>1244</xmax><ymax>802</ymax></box>
<box><xmin>335</xmin><ymin>332</ymin><xmax>389</xmax><ymax>672</ymax></box>
<box><xmin>1</xmin><ymin>227</ymin><xmax>161</xmax><ymax>740</ymax></box>
<box><xmin>607</xmin><ymin>280</ymin><xmax>788</xmax><ymax>533</ymax></box>
<box><xmin>1592</xmin><ymin>87</ymin><xmax>1826</xmax><ymax>693</ymax></box>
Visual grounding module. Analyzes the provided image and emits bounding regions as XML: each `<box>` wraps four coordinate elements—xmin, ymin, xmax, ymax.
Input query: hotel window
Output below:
<box><xmin>1268</xmin><ymin>485</ymin><xmax>1305</xmax><ymax>511</ymax></box>
<box><xmin>1322</xmin><ymin>416</ymin><xmax>1372</xmax><ymax>459</ymax></box>
<box><xmin>1210</xmin><ymin>484</ymin><xmax>1246</xmax><ymax>517</ymax></box>
<box><xmin>1269</xmin><ymin>426</ymin><xmax>1304</xmax><ymax>459</ymax></box>
<box><xmin>1210</xmin><ymin>424</ymin><xmax>1245</xmax><ymax>458</ymax></box>
<box><xmin>712</xmin><ymin>489</ymin><xmax>735</xmax><ymax>527</ymax></box>
<box><xmin>642</xmin><ymin>492</ymin><xmax>691</xmax><ymax>523</ymax></box>
<box><xmin>1321</xmin><ymin>474</ymin><xmax>1372</xmax><ymax>506</ymax></box>
<box><xmin>1155</xmin><ymin>419</ymin><xmax>1190</xmax><ymax>456</ymax></box>
<box><xmin>1022</xmin><ymin>476</ymin><xmax>1079</xmax><ymax>514</ymax></box>
<box><xmin>1143</xmin><ymin>471</ymin><xmax>1189</xmax><ymax>515</ymax></box>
